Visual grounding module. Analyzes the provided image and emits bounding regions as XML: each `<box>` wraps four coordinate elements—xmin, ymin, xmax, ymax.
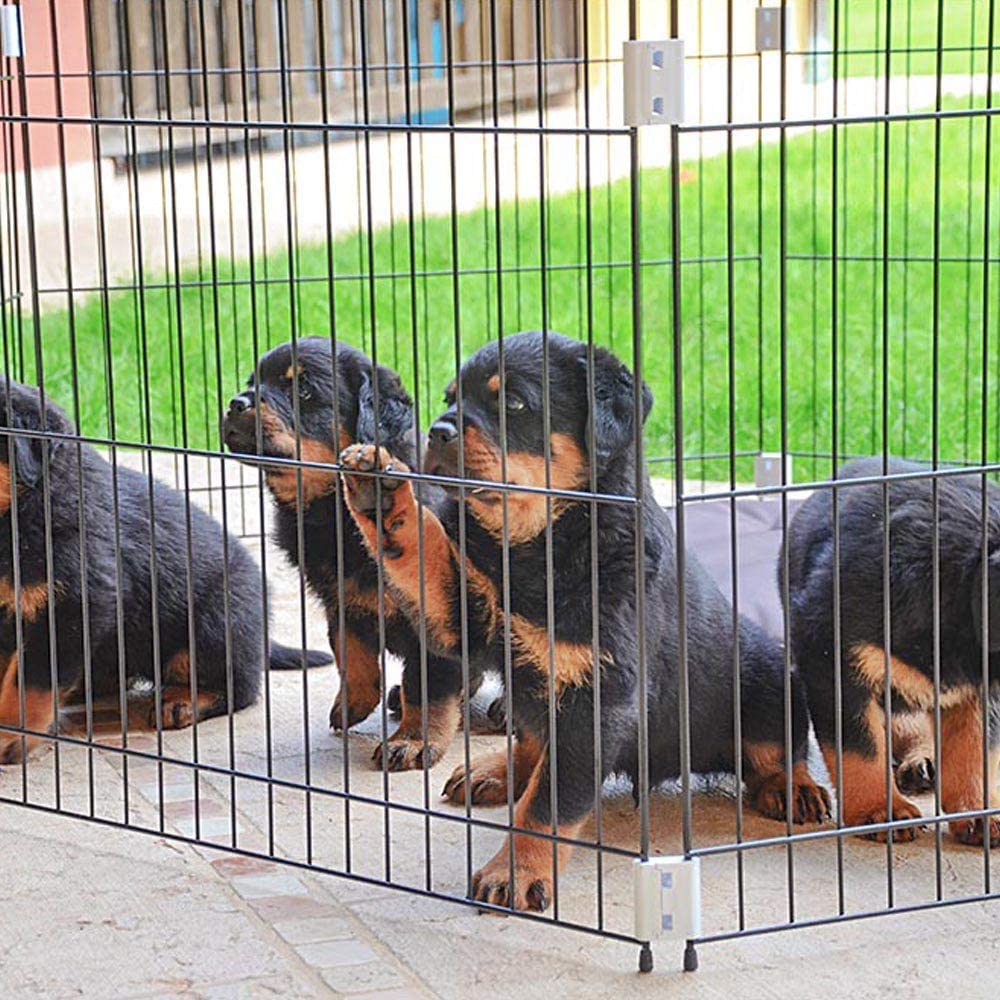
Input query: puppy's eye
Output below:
<box><xmin>505</xmin><ymin>395</ymin><xmax>525</xmax><ymax>414</ymax></box>
<box><xmin>297</xmin><ymin>381</ymin><xmax>312</xmax><ymax>402</ymax></box>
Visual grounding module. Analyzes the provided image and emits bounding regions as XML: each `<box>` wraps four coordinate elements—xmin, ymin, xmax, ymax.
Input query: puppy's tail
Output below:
<box><xmin>269</xmin><ymin>641</ymin><xmax>333</xmax><ymax>670</ymax></box>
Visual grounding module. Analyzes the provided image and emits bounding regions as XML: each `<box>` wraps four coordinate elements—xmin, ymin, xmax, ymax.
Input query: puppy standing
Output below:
<box><xmin>0</xmin><ymin>380</ymin><xmax>305</xmax><ymax>762</ymax></box>
<box><xmin>783</xmin><ymin>457</ymin><xmax>1000</xmax><ymax>845</ymax></box>
<box><xmin>224</xmin><ymin>337</ymin><xmax>468</xmax><ymax>769</ymax></box>
<box><xmin>339</xmin><ymin>331</ymin><xmax>828</xmax><ymax>911</ymax></box>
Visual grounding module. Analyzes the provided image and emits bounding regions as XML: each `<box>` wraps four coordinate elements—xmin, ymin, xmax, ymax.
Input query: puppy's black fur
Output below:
<box><xmin>782</xmin><ymin>457</ymin><xmax>1000</xmax><ymax>845</ymax></box>
<box><xmin>224</xmin><ymin>337</ymin><xmax>467</xmax><ymax>770</ymax></box>
<box><xmin>0</xmin><ymin>380</ymin><xmax>297</xmax><ymax>762</ymax></box>
<box><xmin>339</xmin><ymin>331</ymin><xmax>828</xmax><ymax>912</ymax></box>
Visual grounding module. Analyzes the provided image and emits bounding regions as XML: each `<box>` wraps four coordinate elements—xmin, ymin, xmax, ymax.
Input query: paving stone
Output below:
<box><xmin>251</xmin><ymin>895</ymin><xmax>337</xmax><ymax>921</ymax></box>
<box><xmin>295</xmin><ymin>937</ymin><xmax>378</xmax><ymax>967</ymax></box>
<box><xmin>172</xmin><ymin>816</ymin><xmax>241</xmax><ymax>840</ymax></box>
<box><xmin>230</xmin><ymin>872</ymin><xmax>311</xmax><ymax>899</ymax></box>
<box><xmin>211</xmin><ymin>855</ymin><xmax>280</xmax><ymax>877</ymax></box>
<box><xmin>348</xmin><ymin>990</ymin><xmax>428</xmax><ymax>1000</ymax></box>
<box><xmin>273</xmin><ymin>914</ymin><xmax>353</xmax><ymax>944</ymax></box>
<box><xmin>163</xmin><ymin>798</ymin><xmax>227</xmax><ymax>820</ymax></box>
<box><xmin>136</xmin><ymin>782</ymin><xmax>196</xmax><ymax>803</ymax></box>
<box><xmin>320</xmin><ymin>962</ymin><xmax>405</xmax><ymax>995</ymax></box>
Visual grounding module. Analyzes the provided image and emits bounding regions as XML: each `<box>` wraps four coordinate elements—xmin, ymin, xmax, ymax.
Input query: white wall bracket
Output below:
<box><xmin>1</xmin><ymin>5</ymin><xmax>23</xmax><ymax>59</ymax></box>
<box><xmin>634</xmin><ymin>855</ymin><xmax>701</xmax><ymax>943</ymax></box>
<box><xmin>756</xmin><ymin>6</ymin><xmax>786</xmax><ymax>52</ymax></box>
<box><xmin>623</xmin><ymin>39</ymin><xmax>684</xmax><ymax>127</ymax></box>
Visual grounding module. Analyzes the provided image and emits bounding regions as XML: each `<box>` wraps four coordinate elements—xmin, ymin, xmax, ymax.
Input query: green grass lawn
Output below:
<box><xmin>838</xmin><ymin>0</ymin><xmax>992</xmax><ymax>78</ymax></box>
<box><xmin>10</xmin><ymin>94</ymin><xmax>1000</xmax><ymax>486</ymax></box>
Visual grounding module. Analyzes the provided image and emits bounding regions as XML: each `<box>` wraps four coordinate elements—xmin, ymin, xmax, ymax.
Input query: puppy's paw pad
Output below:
<box><xmin>338</xmin><ymin>445</ymin><xmax>409</xmax><ymax>517</ymax></box>
<box><xmin>895</xmin><ymin>757</ymin><xmax>935</xmax><ymax>796</ymax></box>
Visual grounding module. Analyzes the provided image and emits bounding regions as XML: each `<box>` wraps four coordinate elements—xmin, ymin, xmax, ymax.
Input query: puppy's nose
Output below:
<box><xmin>428</xmin><ymin>420</ymin><xmax>458</xmax><ymax>448</ymax></box>
<box><xmin>228</xmin><ymin>390</ymin><xmax>255</xmax><ymax>415</ymax></box>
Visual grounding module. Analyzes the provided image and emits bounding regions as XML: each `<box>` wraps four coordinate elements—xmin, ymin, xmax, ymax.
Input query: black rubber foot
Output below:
<box><xmin>683</xmin><ymin>942</ymin><xmax>699</xmax><ymax>973</ymax></box>
<box><xmin>638</xmin><ymin>944</ymin><xmax>653</xmax><ymax>973</ymax></box>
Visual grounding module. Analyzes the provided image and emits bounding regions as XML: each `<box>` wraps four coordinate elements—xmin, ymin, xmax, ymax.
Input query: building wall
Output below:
<box><xmin>5</xmin><ymin>0</ymin><xmax>93</xmax><ymax>171</ymax></box>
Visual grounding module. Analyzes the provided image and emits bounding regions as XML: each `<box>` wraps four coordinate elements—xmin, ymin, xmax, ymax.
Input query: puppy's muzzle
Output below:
<box><xmin>223</xmin><ymin>389</ymin><xmax>260</xmax><ymax>454</ymax></box>
<box><xmin>425</xmin><ymin>418</ymin><xmax>459</xmax><ymax>478</ymax></box>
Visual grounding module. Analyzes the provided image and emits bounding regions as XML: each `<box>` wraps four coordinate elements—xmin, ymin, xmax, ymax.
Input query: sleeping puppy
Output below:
<box><xmin>783</xmin><ymin>457</ymin><xmax>1000</xmax><ymax>846</ymax></box>
<box><xmin>0</xmin><ymin>379</ymin><xmax>314</xmax><ymax>763</ymax></box>
<box><xmin>338</xmin><ymin>330</ymin><xmax>829</xmax><ymax>912</ymax></box>
<box><xmin>224</xmin><ymin>337</ymin><xmax>468</xmax><ymax>769</ymax></box>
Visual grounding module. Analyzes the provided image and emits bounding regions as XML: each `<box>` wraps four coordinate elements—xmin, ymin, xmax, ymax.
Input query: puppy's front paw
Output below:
<box><xmin>471</xmin><ymin>851</ymin><xmax>552</xmax><ymax>912</ymax></box>
<box><xmin>339</xmin><ymin>444</ymin><xmax>408</xmax><ymax>519</ymax></box>
<box><xmin>950</xmin><ymin>816</ymin><xmax>1000</xmax><ymax>847</ymax></box>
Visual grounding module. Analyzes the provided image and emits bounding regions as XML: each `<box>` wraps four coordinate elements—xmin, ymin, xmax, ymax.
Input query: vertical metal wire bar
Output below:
<box><xmin>83</xmin><ymin>0</ymin><xmax>132</xmax><ymax>824</ymax></box>
<box><xmin>397</xmin><ymin>0</ymin><xmax>435</xmax><ymax>891</ymax></box>
<box><xmin>580</xmin><ymin>0</ymin><xmax>606</xmax><ymax>934</ymax></box>
<box><xmin>237</xmin><ymin>0</ymin><xmax>277</xmax><ymax>861</ymax></box>
<box><xmin>724</xmin><ymin>0</ymin><xmax>745</xmax><ymax>932</ymax></box>
<box><xmin>48</xmin><ymin>0</ymin><xmax>98</xmax><ymax>819</ymax></box>
<box><xmin>931</xmin><ymin>0</ymin><xmax>945</xmax><ymax>901</ymax></box>
<box><xmin>10</xmin><ymin>0</ymin><xmax>59</xmax><ymax>813</ymax></box>
<box><xmin>487</xmin><ymin>0</ymin><xmax>518</xmax><ymax>913</ymax></box>
<box><xmin>195</xmin><ymin>0</ymin><xmax>240</xmax><ymax>847</ymax></box>
<box><xmin>829</xmin><ymin>0</ymin><xmax>846</xmax><ymax>917</ymax></box>
<box><xmin>437</xmin><ymin>0</ymin><xmax>475</xmax><ymax>901</ymax></box>
<box><xmin>154</xmin><ymin>0</ymin><xmax>201</xmax><ymax>837</ymax></box>
<box><xmin>979</xmin><ymin>0</ymin><xmax>997</xmax><ymax>893</ymax></box>
<box><xmin>317</xmin><ymin>0</ymin><xmax>354</xmax><ymax>878</ymax></box>
<box><xmin>777</xmin><ymin>0</ymin><xmax>797</xmax><ymax>923</ymax></box>
<box><xmin>879</xmin><ymin>0</ymin><xmax>897</xmax><ymax>906</ymax></box>
<box><xmin>357</xmin><ymin>0</ymin><xmax>394</xmax><ymax>882</ymax></box>
<box><xmin>533</xmin><ymin>0</ymin><xmax>562</xmax><ymax>922</ymax></box>
<box><xmin>118</xmin><ymin>0</ymin><xmax>167</xmax><ymax>829</ymax></box>
<box><xmin>274</xmin><ymin>0</ymin><xmax>315</xmax><ymax>866</ymax></box>
<box><xmin>664</xmin><ymin>0</ymin><xmax>688</xmax><ymax>972</ymax></box>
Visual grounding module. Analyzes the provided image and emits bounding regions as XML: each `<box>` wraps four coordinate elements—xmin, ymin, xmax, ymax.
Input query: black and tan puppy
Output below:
<box><xmin>338</xmin><ymin>331</ymin><xmax>829</xmax><ymax>911</ymax></box>
<box><xmin>224</xmin><ymin>337</ymin><xmax>467</xmax><ymax>769</ymax></box>
<box><xmin>0</xmin><ymin>380</ymin><xmax>310</xmax><ymax>763</ymax></box>
<box><xmin>783</xmin><ymin>457</ymin><xmax>1000</xmax><ymax>846</ymax></box>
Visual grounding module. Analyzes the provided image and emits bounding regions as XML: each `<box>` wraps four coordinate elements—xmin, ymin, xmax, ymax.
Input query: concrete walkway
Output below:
<box><xmin>3</xmin><ymin>453</ymin><xmax>1000</xmax><ymax>997</ymax></box>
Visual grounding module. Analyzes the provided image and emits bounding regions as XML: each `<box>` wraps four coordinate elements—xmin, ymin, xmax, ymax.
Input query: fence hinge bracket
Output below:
<box><xmin>623</xmin><ymin>39</ymin><xmax>684</xmax><ymax>127</ymax></box>
<box><xmin>755</xmin><ymin>6</ymin><xmax>786</xmax><ymax>52</ymax></box>
<box><xmin>634</xmin><ymin>856</ymin><xmax>701</xmax><ymax>943</ymax></box>
<box><xmin>1</xmin><ymin>5</ymin><xmax>23</xmax><ymax>59</ymax></box>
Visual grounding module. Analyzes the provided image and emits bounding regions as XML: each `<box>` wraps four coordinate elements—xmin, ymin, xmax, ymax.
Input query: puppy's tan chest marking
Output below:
<box><xmin>509</xmin><ymin>614</ymin><xmax>609</xmax><ymax>693</ymax></box>
<box><xmin>851</xmin><ymin>641</ymin><xmax>976</xmax><ymax>711</ymax></box>
<box><xmin>462</xmin><ymin>430</ymin><xmax>589</xmax><ymax>545</ymax></box>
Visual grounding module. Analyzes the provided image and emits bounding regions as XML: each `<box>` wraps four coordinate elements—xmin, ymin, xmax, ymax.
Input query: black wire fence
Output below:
<box><xmin>0</xmin><ymin>0</ymin><xmax>997</xmax><ymax>975</ymax></box>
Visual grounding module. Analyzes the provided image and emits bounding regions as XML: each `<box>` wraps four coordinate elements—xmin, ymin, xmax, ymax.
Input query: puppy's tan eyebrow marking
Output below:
<box><xmin>487</xmin><ymin>374</ymin><xmax>500</xmax><ymax>394</ymax></box>
<box><xmin>284</xmin><ymin>363</ymin><xmax>304</xmax><ymax>381</ymax></box>
<box><xmin>445</xmin><ymin>379</ymin><xmax>457</xmax><ymax>399</ymax></box>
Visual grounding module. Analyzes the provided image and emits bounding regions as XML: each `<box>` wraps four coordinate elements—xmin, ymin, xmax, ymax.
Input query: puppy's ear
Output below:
<box><xmin>583</xmin><ymin>350</ymin><xmax>653</xmax><ymax>471</ymax></box>
<box><xmin>972</xmin><ymin>550</ymin><xmax>1000</xmax><ymax>652</ymax></box>
<box><xmin>7</xmin><ymin>430</ymin><xmax>53</xmax><ymax>489</ymax></box>
<box><xmin>356</xmin><ymin>366</ymin><xmax>413</xmax><ymax>445</ymax></box>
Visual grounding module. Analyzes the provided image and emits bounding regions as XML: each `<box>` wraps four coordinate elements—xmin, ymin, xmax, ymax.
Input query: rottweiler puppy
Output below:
<box><xmin>783</xmin><ymin>457</ymin><xmax>1000</xmax><ymax>846</ymax></box>
<box><xmin>0</xmin><ymin>379</ymin><xmax>313</xmax><ymax>763</ymax></box>
<box><xmin>338</xmin><ymin>331</ymin><xmax>829</xmax><ymax>911</ymax></box>
<box><xmin>224</xmin><ymin>337</ymin><xmax>467</xmax><ymax>769</ymax></box>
